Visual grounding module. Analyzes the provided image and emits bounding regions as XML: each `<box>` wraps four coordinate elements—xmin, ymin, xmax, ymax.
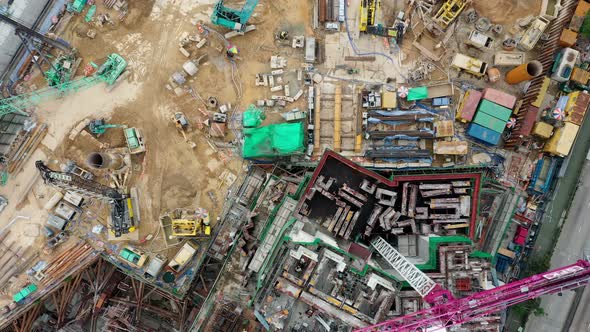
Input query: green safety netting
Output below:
<box><xmin>242</xmin><ymin>122</ymin><xmax>305</xmax><ymax>158</ymax></box>
<box><xmin>407</xmin><ymin>86</ymin><xmax>428</xmax><ymax>101</ymax></box>
<box><xmin>242</xmin><ymin>104</ymin><xmax>266</xmax><ymax>128</ymax></box>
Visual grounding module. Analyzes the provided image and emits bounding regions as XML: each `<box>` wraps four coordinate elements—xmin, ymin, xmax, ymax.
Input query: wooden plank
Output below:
<box><xmin>344</xmin><ymin>56</ymin><xmax>376</xmax><ymax>61</ymax></box>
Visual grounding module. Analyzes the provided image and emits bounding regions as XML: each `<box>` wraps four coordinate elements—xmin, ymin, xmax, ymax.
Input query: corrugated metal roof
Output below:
<box><xmin>0</xmin><ymin>0</ymin><xmax>53</xmax><ymax>78</ymax></box>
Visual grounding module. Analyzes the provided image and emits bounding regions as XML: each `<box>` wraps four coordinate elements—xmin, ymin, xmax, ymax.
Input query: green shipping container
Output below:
<box><xmin>478</xmin><ymin>99</ymin><xmax>512</xmax><ymax>121</ymax></box>
<box><xmin>473</xmin><ymin>111</ymin><xmax>507</xmax><ymax>133</ymax></box>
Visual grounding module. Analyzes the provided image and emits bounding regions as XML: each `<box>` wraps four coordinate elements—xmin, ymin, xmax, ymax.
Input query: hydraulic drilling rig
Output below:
<box><xmin>36</xmin><ymin>161</ymin><xmax>135</xmax><ymax>237</ymax></box>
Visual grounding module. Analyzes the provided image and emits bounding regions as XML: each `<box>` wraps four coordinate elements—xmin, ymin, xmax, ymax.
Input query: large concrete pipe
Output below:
<box><xmin>86</xmin><ymin>152</ymin><xmax>124</xmax><ymax>170</ymax></box>
<box><xmin>505</xmin><ymin>61</ymin><xmax>543</xmax><ymax>84</ymax></box>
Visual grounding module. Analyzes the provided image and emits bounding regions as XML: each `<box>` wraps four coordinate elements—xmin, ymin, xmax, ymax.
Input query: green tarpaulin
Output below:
<box><xmin>242</xmin><ymin>122</ymin><xmax>305</xmax><ymax>158</ymax></box>
<box><xmin>243</xmin><ymin>104</ymin><xmax>265</xmax><ymax>128</ymax></box>
<box><xmin>407</xmin><ymin>86</ymin><xmax>428</xmax><ymax>101</ymax></box>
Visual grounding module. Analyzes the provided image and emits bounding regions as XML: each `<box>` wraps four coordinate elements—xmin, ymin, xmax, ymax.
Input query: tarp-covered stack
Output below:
<box><xmin>242</xmin><ymin>122</ymin><xmax>305</xmax><ymax>158</ymax></box>
<box><xmin>243</xmin><ymin>104</ymin><xmax>266</xmax><ymax>128</ymax></box>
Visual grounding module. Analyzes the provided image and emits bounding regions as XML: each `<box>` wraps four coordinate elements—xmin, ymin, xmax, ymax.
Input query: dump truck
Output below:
<box><xmin>551</xmin><ymin>48</ymin><xmax>579</xmax><ymax>83</ymax></box>
<box><xmin>119</xmin><ymin>246</ymin><xmax>148</xmax><ymax>269</ymax></box>
<box><xmin>451</xmin><ymin>53</ymin><xmax>488</xmax><ymax>77</ymax></box>
<box><xmin>467</xmin><ymin>30</ymin><xmax>494</xmax><ymax>50</ymax></box>
<box><xmin>144</xmin><ymin>255</ymin><xmax>167</xmax><ymax>279</ymax></box>
<box><xmin>124</xmin><ymin>127</ymin><xmax>146</xmax><ymax>154</ymax></box>
<box><xmin>518</xmin><ymin>16</ymin><xmax>550</xmax><ymax>51</ymax></box>
<box><xmin>167</xmin><ymin>242</ymin><xmax>198</xmax><ymax>274</ymax></box>
<box><xmin>544</xmin><ymin>121</ymin><xmax>579</xmax><ymax>157</ymax></box>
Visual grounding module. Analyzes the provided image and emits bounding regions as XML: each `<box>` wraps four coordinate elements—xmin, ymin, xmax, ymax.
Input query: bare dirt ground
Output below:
<box><xmin>473</xmin><ymin>0</ymin><xmax>543</xmax><ymax>24</ymax></box>
<box><xmin>0</xmin><ymin>0</ymin><xmax>312</xmax><ymax>305</ymax></box>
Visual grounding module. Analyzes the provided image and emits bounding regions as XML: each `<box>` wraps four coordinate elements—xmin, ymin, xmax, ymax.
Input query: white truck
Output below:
<box><xmin>167</xmin><ymin>242</ymin><xmax>198</xmax><ymax>274</ymax></box>
<box><xmin>467</xmin><ymin>30</ymin><xmax>494</xmax><ymax>50</ymax></box>
<box><xmin>518</xmin><ymin>16</ymin><xmax>550</xmax><ymax>51</ymax></box>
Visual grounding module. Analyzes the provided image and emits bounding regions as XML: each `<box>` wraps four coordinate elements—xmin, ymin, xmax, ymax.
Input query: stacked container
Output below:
<box><xmin>466</xmin><ymin>88</ymin><xmax>516</xmax><ymax>145</ymax></box>
<box><xmin>456</xmin><ymin>89</ymin><xmax>482</xmax><ymax>122</ymax></box>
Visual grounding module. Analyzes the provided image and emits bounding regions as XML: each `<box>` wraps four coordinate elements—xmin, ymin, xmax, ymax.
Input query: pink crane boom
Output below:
<box><xmin>357</xmin><ymin>237</ymin><xmax>590</xmax><ymax>332</ymax></box>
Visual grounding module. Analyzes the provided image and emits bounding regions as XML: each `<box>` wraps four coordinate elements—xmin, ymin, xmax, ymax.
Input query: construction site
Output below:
<box><xmin>0</xmin><ymin>0</ymin><xmax>590</xmax><ymax>331</ymax></box>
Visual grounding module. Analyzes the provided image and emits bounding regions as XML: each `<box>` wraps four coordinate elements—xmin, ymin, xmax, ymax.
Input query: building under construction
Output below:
<box><xmin>1</xmin><ymin>0</ymin><xmax>590</xmax><ymax>331</ymax></box>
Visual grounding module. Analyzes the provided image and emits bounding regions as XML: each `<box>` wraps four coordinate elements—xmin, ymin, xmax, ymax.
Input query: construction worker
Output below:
<box><xmin>226</xmin><ymin>44</ymin><xmax>239</xmax><ymax>58</ymax></box>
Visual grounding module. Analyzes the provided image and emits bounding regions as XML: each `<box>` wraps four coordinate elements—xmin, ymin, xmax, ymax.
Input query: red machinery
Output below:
<box><xmin>357</xmin><ymin>237</ymin><xmax>590</xmax><ymax>331</ymax></box>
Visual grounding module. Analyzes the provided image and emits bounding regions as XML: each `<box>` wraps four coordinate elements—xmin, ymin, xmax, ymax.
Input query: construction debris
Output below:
<box><xmin>0</xmin><ymin>1</ymin><xmax>589</xmax><ymax>331</ymax></box>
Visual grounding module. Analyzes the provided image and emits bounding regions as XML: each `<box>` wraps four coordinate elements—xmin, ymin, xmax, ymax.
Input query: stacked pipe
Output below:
<box><xmin>505</xmin><ymin>0</ymin><xmax>579</xmax><ymax>148</ymax></box>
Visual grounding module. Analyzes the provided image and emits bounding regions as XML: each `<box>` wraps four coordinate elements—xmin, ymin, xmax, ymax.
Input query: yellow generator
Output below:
<box><xmin>171</xmin><ymin>210</ymin><xmax>210</xmax><ymax>237</ymax></box>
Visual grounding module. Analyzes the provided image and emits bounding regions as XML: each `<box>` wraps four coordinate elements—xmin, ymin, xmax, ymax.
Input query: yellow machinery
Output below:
<box><xmin>359</xmin><ymin>0</ymin><xmax>379</xmax><ymax>32</ymax></box>
<box><xmin>126</xmin><ymin>198</ymin><xmax>137</xmax><ymax>233</ymax></box>
<box><xmin>433</xmin><ymin>0</ymin><xmax>468</xmax><ymax>28</ymax></box>
<box><xmin>171</xmin><ymin>215</ymin><xmax>211</xmax><ymax>237</ymax></box>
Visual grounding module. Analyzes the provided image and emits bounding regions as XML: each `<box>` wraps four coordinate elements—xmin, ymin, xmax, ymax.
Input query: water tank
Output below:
<box><xmin>183</xmin><ymin>61</ymin><xmax>198</xmax><ymax>76</ymax></box>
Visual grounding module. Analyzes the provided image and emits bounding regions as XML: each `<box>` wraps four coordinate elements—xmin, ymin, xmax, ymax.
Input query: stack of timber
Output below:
<box><xmin>40</xmin><ymin>241</ymin><xmax>98</xmax><ymax>286</ymax></box>
<box><xmin>6</xmin><ymin>124</ymin><xmax>48</xmax><ymax>174</ymax></box>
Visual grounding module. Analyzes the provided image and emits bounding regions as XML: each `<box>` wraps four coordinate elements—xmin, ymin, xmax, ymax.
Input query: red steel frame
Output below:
<box><xmin>301</xmin><ymin>150</ymin><xmax>482</xmax><ymax>239</ymax></box>
<box><xmin>355</xmin><ymin>260</ymin><xmax>590</xmax><ymax>331</ymax></box>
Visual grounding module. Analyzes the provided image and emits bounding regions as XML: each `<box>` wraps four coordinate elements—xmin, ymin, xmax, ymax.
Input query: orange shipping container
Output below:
<box><xmin>559</xmin><ymin>29</ymin><xmax>578</xmax><ymax>47</ymax></box>
<box><xmin>570</xmin><ymin>67</ymin><xmax>590</xmax><ymax>85</ymax></box>
<box><xmin>565</xmin><ymin>91</ymin><xmax>590</xmax><ymax>126</ymax></box>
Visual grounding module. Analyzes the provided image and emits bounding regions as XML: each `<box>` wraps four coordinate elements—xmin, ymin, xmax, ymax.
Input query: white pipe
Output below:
<box><xmin>0</xmin><ymin>215</ymin><xmax>31</xmax><ymax>236</ymax></box>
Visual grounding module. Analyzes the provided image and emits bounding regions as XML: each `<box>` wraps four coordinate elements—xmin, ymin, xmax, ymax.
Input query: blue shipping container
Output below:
<box><xmin>433</xmin><ymin>97</ymin><xmax>451</xmax><ymax>106</ymax></box>
<box><xmin>467</xmin><ymin>123</ymin><xmax>501</xmax><ymax>145</ymax></box>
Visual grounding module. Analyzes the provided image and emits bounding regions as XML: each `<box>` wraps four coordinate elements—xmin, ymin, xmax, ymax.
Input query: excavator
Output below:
<box><xmin>88</xmin><ymin>119</ymin><xmax>127</xmax><ymax>135</ymax></box>
<box><xmin>173</xmin><ymin>112</ymin><xmax>189</xmax><ymax>141</ymax></box>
